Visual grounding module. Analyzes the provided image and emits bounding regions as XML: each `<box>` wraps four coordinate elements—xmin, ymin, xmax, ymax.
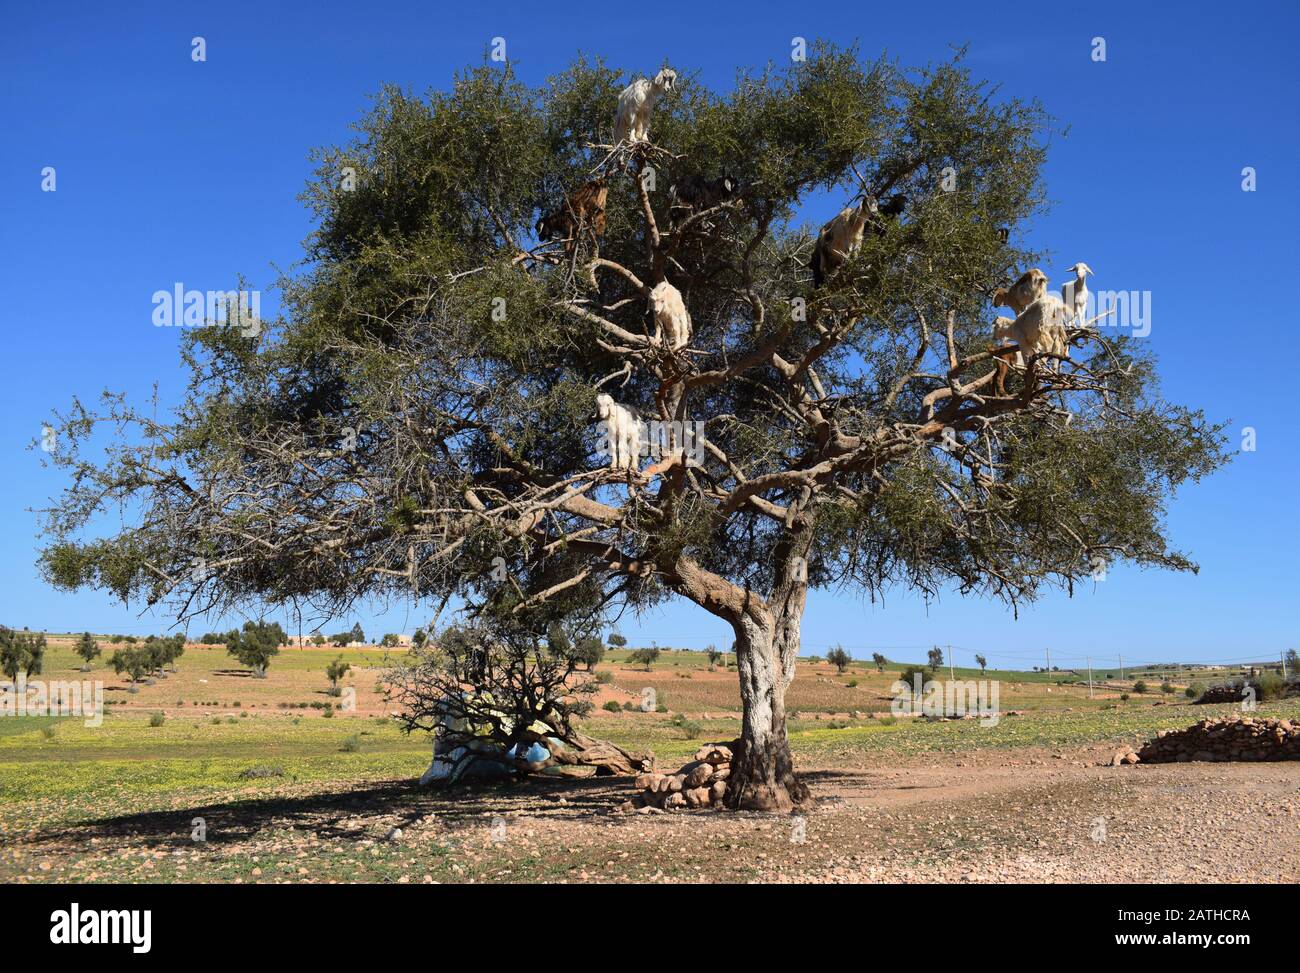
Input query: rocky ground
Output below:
<box><xmin>5</xmin><ymin>741</ymin><xmax>1297</xmax><ymax>883</ymax></box>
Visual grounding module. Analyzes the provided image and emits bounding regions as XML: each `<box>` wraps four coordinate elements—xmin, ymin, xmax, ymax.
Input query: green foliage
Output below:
<box><xmin>602</xmin><ymin>700</ymin><xmax>622</xmax><ymax>713</ymax></box>
<box><xmin>325</xmin><ymin>655</ymin><xmax>351</xmax><ymax>692</ymax></box>
<box><xmin>225</xmin><ymin>620</ymin><xmax>284</xmax><ymax>677</ymax></box>
<box><xmin>826</xmin><ymin>646</ymin><xmax>851</xmax><ymax>673</ymax></box>
<box><xmin>108</xmin><ymin>646</ymin><xmax>150</xmax><ymax>691</ymax></box>
<box><xmin>74</xmin><ymin>632</ymin><xmax>102</xmax><ymax>668</ymax></box>
<box><xmin>0</xmin><ymin>628</ymin><xmax>46</xmax><ymax>681</ymax></box>
<box><xmin>628</xmin><ymin>647</ymin><xmax>661</xmax><ymax>669</ymax></box>
<box><xmin>896</xmin><ymin>665</ymin><xmax>929</xmax><ymax>694</ymax></box>
<box><xmin>1133</xmin><ymin>680</ymin><xmax>1148</xmax><ymax>694</ymax></box>
<box><xmin>928</xmin><ymin>647</ymin><xmax>945</xmax><ymax>672</ymax></box>
<box><xmin>148</xmin><ymin>712</ymin><xmax>165</xmax><ymax>728</ymax></box>
<box><xmin>607</xmin><ymin>633</ymin><xmax>627</xmax><ymax>648</ymax></box>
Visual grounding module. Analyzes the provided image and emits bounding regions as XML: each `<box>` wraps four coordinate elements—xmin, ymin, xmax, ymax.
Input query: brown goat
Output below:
<box><xmin>536</xmin><ymin>178</ymin><xmax>609</xmax><ymax>255</ymax></box>
<box><xmin>991</xmin><ymin>268</ymin><xmax>1049</xmax><ymax>395</ymax></box>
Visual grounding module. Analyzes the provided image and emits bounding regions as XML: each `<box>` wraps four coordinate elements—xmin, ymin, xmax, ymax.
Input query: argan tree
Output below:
<box><xmin>325</xmin><ymin>655</ymin><xmax>351</xmax><ymax>695</ymax></box>
<box><xmin>225</xmin><ymin>621</ymin><xmax>284</xmax><ymax>678</ymax></box>
<box><xmin>0</xmin><ymin>628</ymin><xmax>45</xmax><ymax>681</ymax></box>
<box><xmin>826</xmin><ymin>646</ymin><xmax>851</xmax><ymax>674</ymax></box>
<box><xmin>75</xmin><ymin>631</ymin><xmax>102</xmax><ymax>671</ymax></box>
<box><xmin>37</xmin><ymin>45</ymin><xmax>1226</xmax><ymax>809</ymax></box>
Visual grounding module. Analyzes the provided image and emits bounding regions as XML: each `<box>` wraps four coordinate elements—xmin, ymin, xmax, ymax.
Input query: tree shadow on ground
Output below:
<box><xmin>32</xmin><ymin>768</ymin><xmax>862</xmax><ymax>853</ymax></box>
<box><xmin>35</xmin><ymin>773</ymin><xmax>633</xmax><ymax>852</ymax></box>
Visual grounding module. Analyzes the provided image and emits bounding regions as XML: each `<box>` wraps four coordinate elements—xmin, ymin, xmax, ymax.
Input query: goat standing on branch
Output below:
<box><xmin>613</xmin><ymin>67</ymin><xmax>676</xmax><ymax>146</ymax></box>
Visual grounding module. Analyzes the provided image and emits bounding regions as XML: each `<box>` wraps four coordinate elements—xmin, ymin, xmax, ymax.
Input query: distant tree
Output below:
<box><xmin>628</xmin><ymin>647</ymin><xmax>660</xmax><ymax>670</ymax></box>
<box><xmin>109</xmin><ymin>646</ymin><xmax>150</xmax><ymax>691</ymax></box>
<box><xmin>412</xmin><ymin>629</ymin><xmax>428</xmax><ymax>649</ymax></box>
<box><xmin>928</xmin><ymin>647</ymin><xmax>945</xmax><ymax>673</ymax></box>
<box><xmin>607</xmin><ymin>632</ymin><xmax>627</xmax><ymax>649</ymax></box>
<box><xmin>325</xmin><ymin>655</ymin><xmax>351</xmax><ymax>695</ymax></box>
<box><xmin>381</xmin><ymin>633</ymin><xmax>402</xmax><ymax>647</ymax></box>
<box><xmin>1286</xmin><ymin>648</ymin><xmax>1299</xmax><ymax>674</ymax></box>
<box><xmin>226</xmin><ymin>620</ymin><xmax>284</xmax><ymax>677</ymax></box>
<box><xmin>826</xmin><ymin>646</ymin><xmax>851</xmax><ymax>673</ymax></box>
<box><xmin>74</xmin><ymin>631</ymin><xmax>102</xmax><ymax>671</ymax></box>
<box><xmin>1133</xmin><ymin>679</ymin><xmax>1148</xmax><ymax>694</ymax></box>
<box><xmin>571</xmin><ymin>636</ymin><xmax>605</xmax><ymax>671</ymax></box>
<box><xmin>311</xmin><ymin>633</ymin><xmax>327</xmax><ymax>646</ymax></box>
<box><xmin>200</xmin><ymin>632</ymin><xmax>224</xmax><ymax>644</ymax></box>
<box><xmin>139</xmin><ymin>634</ymin><xmax>184</xmax><ymax>675</ymax></box>
<box><xmin>706</xmin><ymin>645</ymin><xmax>723</xmax><ymax>670</ymax></box>
<box><xmin>0</xmin><ymin>628</ymin><xmax>45</xmax><ymax>680</ymax></box>
<box><xmin>349</xmin><ymin>622</ymin><xmax>365</xmax><ymax>645</ymax></box>
<box><xmin>109</xmin><ymin>634</ymin><xmax>124</xmax><ymax>644</ymax></box>
<box><xmin>975</xmin><ymin>654</ymin><xmax>987</xmax><ymax>674</ymax></box>
<box><xmin>871</xmin><ymin>652</ymin><xmax>887</xmax><ymax>672</ymax></box>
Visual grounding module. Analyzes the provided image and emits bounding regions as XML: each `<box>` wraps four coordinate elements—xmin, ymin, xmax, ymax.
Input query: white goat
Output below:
<box><xmin>595</xmin><ymin>393</ymin><xmax>642</xmax><ymax>471</ymax></box>
<box><xmin>650</xmin><ymin>280</ymin><xmax>691</xmax><ymax>351</ymax></box>
<box><xmin>614</xmin><ymin>68</ymin><xmax>677</xmax><ymax>145</ymax></box>
<box><xmin>1061</xmin><ymin>262</ymin><xmax>1092</xmax><ymax>324</ymax></box>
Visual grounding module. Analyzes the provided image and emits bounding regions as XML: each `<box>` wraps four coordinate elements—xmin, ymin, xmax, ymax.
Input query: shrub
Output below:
<box><xmin>602</xmin><ymin>700</ymin><xmax>622</xmax><ymax>713</ymax></box>
<box><xmin>148</xmin><ymin>711</ymin><xmax>165</xmax><ymax>727</ymax></box>
<box><xmin>846</xmin><ymin>678</ymin><xmax>858</xmax><ymax>688</ymax></box>
<box><xmin>676</xmin><ymin>719</ymin><xmax>702</xmax><ymax>739</ymax></box>
<box><xmin>1255</xmin><ymin>671</ymin><xmax>1286</xmax><ymax>702</ymax></box>
<box><xmin>339</xmin><ymin>735</ymin><xmax>362</xmax><ymax>753</ymax></box>
<box><xmin>1120</xmin><ymin>692</ymin><xmax>1130</xmax><ymax>701</ymax></box>
<box><xmin>41</xmin><ymin>724</ymin><xmax>56</xmax><ymax>740</ymax></box>
<box><xmin>594</xmin><ymin>670</ymin><xmax>613</xmax><ymax>684</ymax></box>
<box><xmin>897</xmin><ymin>665</ymin><xmax>929</xmax><ymax>693</ymax></box>
<box><xmin>238</xmin><ymin>764</ymin><xmax>286</xmax><ymax>780</ymax></box>
<box><xmin>322</xmin><ymin>703</ymin><xmax>334</xmax><ymax>718</ymax></box>
<box><xmin>1186</xmin><ymin>682</ymin><xmax>1204</xmax><ymax>699</ymax></box>
<box><xmin>628</xmin><ymin>647</ymin><xmax>660</xmax><ymax>669</ymax></box>
<box><xmin>1160</xmin><ymin>681</ymin><xmax>1173</xmax><ymax>694</ymax></box>
<box><xmin>1133</xmin><ymin>680</ymin><xmax>1148</xmax><ymax>694</ymax></box>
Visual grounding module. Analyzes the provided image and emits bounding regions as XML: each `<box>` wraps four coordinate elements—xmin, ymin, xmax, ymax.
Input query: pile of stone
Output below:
<box><xmin>627</xmin><ymin>743</ymin><xmax>734</xmax><ymax>811</ymax></box>
<box><xmin>1193</xmin><ymin>684</ymin><xmax>1248</xmax><ymax>705</ymax></box>
<box><xmin>1114</xmin><ymin>717</ymin><xmax>1300</xmax><ymax>765</ymax></box>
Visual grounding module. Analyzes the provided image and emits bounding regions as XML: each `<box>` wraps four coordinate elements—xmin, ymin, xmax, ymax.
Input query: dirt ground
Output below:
<box><xmin>8</xmin><ymin>742</ymin><xmax>1297</xmax><ymax>883</ymax></box>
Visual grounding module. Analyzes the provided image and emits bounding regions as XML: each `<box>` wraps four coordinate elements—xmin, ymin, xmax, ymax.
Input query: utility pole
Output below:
<box><xmin>1283</xmin><ymin>650</ymin><xmax>1289</xmax><ymax>681</ymax></box>
<box><xmin>1045</xmin><ymin>646</ymin><xmax>1051</xmax><ymax>675</ymax></box>
<box><xmin>1119</xmin><ymin>653</ymin><xmax>1125</xmax><ymax>681</ymax></box>
<box><xmin>948</xmin><ymin>644</ymin><xmax>955</xmax><ymax>682</ymax></box>
<box><xmin>1087</xmin><ymin>656</ymin><xmax>1094</xmax><ymax>699</ymax></box>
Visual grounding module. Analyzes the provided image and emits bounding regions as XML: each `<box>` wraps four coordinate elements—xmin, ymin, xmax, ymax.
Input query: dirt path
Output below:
<box><xmin>5</xmin><ymin>744</ymin><xmax>1298</xmax><ymax>883</ymax></box>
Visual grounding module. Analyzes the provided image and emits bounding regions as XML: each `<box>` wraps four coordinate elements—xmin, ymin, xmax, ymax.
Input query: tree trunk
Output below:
<box><xmin>725</xmin><ymin>611</ymin><xmax>810</xmax><ymax>811</ymax></box>
<box><xmin>548</xmin><ymin>729</ymin><xmax>654</xmax><ymax>776</ymax></box>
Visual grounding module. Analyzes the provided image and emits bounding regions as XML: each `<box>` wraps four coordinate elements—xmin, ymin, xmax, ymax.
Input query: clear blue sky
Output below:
<box><xmin>2</xmin><ymin>0</ymin><xmax>1296</xmax><ymax>670</ymax></box>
